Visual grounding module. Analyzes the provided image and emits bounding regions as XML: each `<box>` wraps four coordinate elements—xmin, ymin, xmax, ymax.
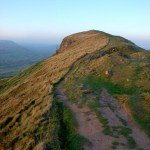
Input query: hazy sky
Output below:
<box><xmin>0</xmin><ymin>0</ymin><xmax>150</xmax><ymax>49</ymax></box>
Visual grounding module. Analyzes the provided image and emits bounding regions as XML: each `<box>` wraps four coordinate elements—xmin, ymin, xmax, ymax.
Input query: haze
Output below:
<box><xmin>0</xmin><ymin>0</ymin><xmax>150</xmax><ymax>49</ymax></box>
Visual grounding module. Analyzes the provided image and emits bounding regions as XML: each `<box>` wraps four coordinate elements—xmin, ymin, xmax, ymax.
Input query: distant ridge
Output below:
<box><xmin>0</xmin><ymin>40</ymin><xmax>56</xmax><ymax>78</ymax></box>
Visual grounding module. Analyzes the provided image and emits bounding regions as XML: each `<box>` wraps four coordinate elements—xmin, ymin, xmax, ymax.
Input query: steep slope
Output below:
<box><xmin>0</xmin><ymin>31</ymin><xmax>109</xmax><ymax>149</ymax></box>
<box><xmin>0</xmin><ymin>30</ymin><xmax>149</xmax><ymax>150</ymax></box>
<box><xmin>58</xmin><ymin>32</ymin><xmax>150</xmax><ymax>149</ymax></box>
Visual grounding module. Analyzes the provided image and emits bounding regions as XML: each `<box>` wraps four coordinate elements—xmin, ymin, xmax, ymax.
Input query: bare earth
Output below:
<box><xmin>100</xmin><ymin>89</ymin><xmax>150</xmax><ymax>150</ymax></box>
<box><xmin>56</xmin><ymin>83</ymin><xmax>150</xmax><ymax>150</ymax></box>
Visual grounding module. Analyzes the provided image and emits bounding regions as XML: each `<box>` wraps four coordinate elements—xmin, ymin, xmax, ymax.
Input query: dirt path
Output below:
<box><xmin>100</xmin><ymin>88</ymin><xmax>150</xmax><ymax>150</ymax></box>
<box><xmin>55</xmin><ymin>82</ymin><xmax>150</xmax><ymax>150</ymax></box>
<box><xmin>56</xmin><ymin>83</ymin><xmax>114</xmax><ymax>150</ymax></box>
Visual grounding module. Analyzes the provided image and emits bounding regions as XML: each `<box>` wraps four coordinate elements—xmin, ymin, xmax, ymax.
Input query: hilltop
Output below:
<box><xmin>0</xmin><ymin>30</ymin><xmax>149</xmax><ymax>150</ymax></box>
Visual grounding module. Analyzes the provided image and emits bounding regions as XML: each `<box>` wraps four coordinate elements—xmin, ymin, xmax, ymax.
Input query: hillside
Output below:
<box><xmin>0</xmin><ymin>30</ymin><xmax>149</xmax><ymax>150</ymax></box>
<box><xmin>0</xmin><ymin>40</ymin><xmax>56</xmax><ymax>78</ymax></box>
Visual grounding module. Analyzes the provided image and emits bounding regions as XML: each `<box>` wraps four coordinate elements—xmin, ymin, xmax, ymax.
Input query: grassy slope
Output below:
<box><xmin>0</xmin><ymin>30</ymin><xmax>109</xmax><ymax>149</ymax></box>
<box><xmin>0</xmin><ymin>61</ymin><xmax>43</xmax><ymax>94</ymax></box>
<box><xmin>0</xmin><ymin>41</ymin><xmax>56</xmax><ymax>78</ymax></box>
<box><xmin>63</xmin><ymin>36</ymin><xmax>150</xmax><ymax>136</ymax></box>
<box><xmin>0</xmin><ymin>30</ymin><xmax>149</xmax><ymax>149</ymax></box>
<box><xmin>55</xmin><ymin>101</ymin><xmax>85</xmax><ymax>150</ymax></box>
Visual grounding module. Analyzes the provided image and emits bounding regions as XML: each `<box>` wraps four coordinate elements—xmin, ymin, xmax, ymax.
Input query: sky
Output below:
<box><xmin>0</xmin><ymin>0</ymin><xmax>150</xmax><ymax>49</ymax></box>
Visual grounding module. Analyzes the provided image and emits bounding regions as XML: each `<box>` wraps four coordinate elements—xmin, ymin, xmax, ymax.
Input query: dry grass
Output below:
<box><xmin>0</xmin><ymin>30</ymin><xmax>109</xmax><ymax>149</ymax></box>
<box><xmin>0</xmin><ymin>30</ymin><xmax>149</xmax><ymax>149</ymax></box>
<box><xmin>62</xmin><ymin>33</ymin><xmax>150</xmax><ymax>136</ymax></box>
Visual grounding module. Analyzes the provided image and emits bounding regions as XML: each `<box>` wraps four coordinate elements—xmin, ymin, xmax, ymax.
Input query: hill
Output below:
<box><xmin>0</xmin><ymin>40</ymin><xmax>56</xmax><ymax>78</ymax></box>
<box><xmin>0</xmin><ymin>30</ymin><xmax>149</xmax><ymax>150</ymax></box>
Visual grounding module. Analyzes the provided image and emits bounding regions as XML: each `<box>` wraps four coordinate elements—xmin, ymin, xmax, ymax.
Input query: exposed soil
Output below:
<box><xmin>56</xmin><ymin>82</ymin><xmax>114</xmax><ymax>150</ymax></box>
<box><xmin>100</xmin><ymin>88</ymin><xmax>150</xmax><ymax>150</ymax></box>
<box><xmin>56</xmin><ymin>82</ymin><xmax>150</xmax><ymax>150</ymax></box>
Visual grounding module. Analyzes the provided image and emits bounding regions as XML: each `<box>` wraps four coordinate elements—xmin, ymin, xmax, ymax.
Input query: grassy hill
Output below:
<box><xmin>0</xmin><ymin>30</ymin><xmax>149</xmax><ymax>150</ymax></box>
<box><xmin>0</xmin><ymin>40</ymin><xmax>56</xmax><ymax>78</ymax></box>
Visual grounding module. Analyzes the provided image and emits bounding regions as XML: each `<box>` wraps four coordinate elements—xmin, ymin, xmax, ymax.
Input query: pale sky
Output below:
<box><xmin>0</xmin><ymin>0</ymin><xmax>150</xmax><ymax>49</ymax></box>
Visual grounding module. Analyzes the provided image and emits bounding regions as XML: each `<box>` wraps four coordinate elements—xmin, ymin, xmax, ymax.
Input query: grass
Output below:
<box><xmin>34</xmin><ymin>106</ymin><xmax>60</xmax><ymax>150</ymax></box>
<box><xmin>111</xmin><ymin>141</ymin><xmax>119</xmax><ymax>149</ymax></box>
<box><xmin>0</xmin><ymin>31</ymin><xmax>109</xmax><ymax>149</ymax></box>
<box><xmin>119</xmin><ymin>127</ymin><xmax>132</xmax><ymax>137</ymax></box>
<box><xmin>127</xmin><ymin>136</ymin><xmax>137</xmax><ymax>149</ymax></box>
<box><xmin>64</xmin><ymin>77</ymin><xmax>112</xmax><ymax>136</ymax></box>
<box><xmin>64</xmin><ymin>74</ymin><xmax>136</xmax><ymax>138</ymax></box>
<box><xmin>63</xmin><ymin>73</ymin><xmax>145</xmax><ymax>149</ymax></box>
<box><xmin>112</xmin><ymin>126</ymin><xmax>136</xmax><ymax>148</ymax></box>
<box><xmin>118</xmin><ymin>126</ymin><xmax>136</xmax><ymax>148</ymax></box>
<box><xmin>56</xmin><ymin>101</ymin><xmax>85</xmax><ymax>150</ymax></box>
<box><xmin>0</xmin><ymin>78</ymin><xmax>9</xmax><ymax>90</ymax></box>
<box><xmin>83</xmin><ymin>75</ymin><xmax>150</xmax><ymax>136</ymax></box>
<box><xmin>133</xmin><ymin>115</ymin><xmax>150</xmax><ymax>136</ymax></box>
<box><xmin>64</xmin><ymin>81</ymin><xmax>85</xmax><ymax>104</ymax></box>
<box><xmin>116</xmin><ymin>115</ymin><xmax>127</xmax><ymax>126</ymax></box>
<box><xmin>112</xmin><ymin>141</ymin><xmax>119</xmax><ymax>146</ymax></box>
<box><xmin>128</xmin><ymin>94</ymin><xmax>150</xmax><ymax>136</ymax></box>
<box><xmin>84</xmin><ymin>75</ymin><xmax>136</xmax><ymax>96</ymax></box>
<box><xmin>64</xmin><ymin>76</ymin><xmax>132</xmax><ymax>137</ymax></box>
<box><xmin>1</xmin><ymin>98</ymin><xmax>61</xmax><ymax>150</ymax></box>
<box><xmin>1</xmin><ymin>30</ymin><xmax>149</xmax><ymax>149</ymax></box>
<box><xmin>95</xmin><ymin>110</ymin><xmax>112</xmax><ymax>135</ymax></box>
<box><xmin>0</xmin><ymin>61</ymin><xmax>43</xmax><ymax>94</ymax></box>
<box><xmin>84</xmin><ymin>75</ymin><xmax>137</xmax><ymax>148</ymax></box>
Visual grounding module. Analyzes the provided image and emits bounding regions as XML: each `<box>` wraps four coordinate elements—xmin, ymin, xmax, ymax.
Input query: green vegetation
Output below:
<box><xmin>111</xmin><ymin>141</ymin><xmax>119</xmax><ymax>149</ymax></box>
<box><xmin>126</xmin><ymin>136</ymin><xmax>137</xmax><ymax>149</ymax></box>
<box><xmin>0</xmin><ymin>30</ymin><xmax>149</xmax><ymax>149</ymax></box>
<box><xmin>64</xmin><ymin>74</ymin><xmax>138</xmax><ymax>148</ymax></box>
<box><xmin>129</xmin><ymin>94</ymin><xmax>150</xmax><ymax>136</ymax></box>
<box><xmin>56</xmin><ymin>101</ymin><xmax>85</xmax><ymax>150</ymax></box>
<box><xmin>33</xmin><ymin>106</ymin><xmax>60</xmax><ymax>150</ymax></box>
<box><xmin>84</xmin><ymin>75</ymin><xmax>150</xmax><ymax>136</ymax></box>
<box><xmin>64</xmin><ymin>77</ymin><xmax>112</xmax><ymax>135</ymax></box>
<box><xmin>84</xmin><ymin>75</ymin><xmax>136</xmax><ymax>96</ymax></box>
<box><xmin>86</xmin><ymin>95</ymin><xmax>112</xmax><ymax>136</ymax></box>
<box><xmin>118</xmin><ymin>127</ymin><xmax>136</xmax><ymax>148</ymax></box>
<box><xmin>0</xmin><ymin>78</ymin><xmax>9</xmax><ymax>89</ymax></box>
<box><xmin>116</xmin><ymin>115</ymin><xmax>127</xmax><ymax>126</ymax></box>
<box><xmin>0</xmin><ymin>40</ymin><xmax>56</xmax><ymax>78</ymax></box>
<box><xmin>0</xmin><ymin>61</ymin><xmax>43</xmax><ymax>94</ymax></box>
<box><xmin>119</xmin><ymin>127</ymin><xmax>132</xmax><ymax>137</ymax></box>
<box><xmin>133</xmin><ymin>115</ymin><xmax>150</xmax><ymax>136</ymax></box>
<box><xmin>111</xmin><ymin>126</ymin><xmax>136</xmax><ymax>148</ymax></box>
<box><xmin>95</xmin><ymin>109</ymin><xmax>112</xmax><ymax>135</ymax></box>
<box><xmin>112</xmin><ymin>141</ymin><xmax>119</xmax><ymax>146</ymax></box>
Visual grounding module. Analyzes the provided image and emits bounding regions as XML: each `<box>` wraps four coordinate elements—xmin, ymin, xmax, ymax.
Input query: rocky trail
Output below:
<box><xmin>55</xmin><ymin>82</ymin><xmax>150</xmax><ymax>150</ymax></box>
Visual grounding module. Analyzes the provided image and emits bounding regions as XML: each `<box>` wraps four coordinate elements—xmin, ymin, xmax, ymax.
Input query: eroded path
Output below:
<box><xmin>56</xmin><ymin>82</ymin><xmax>150</xmax><ymax>150</ymax></box>
<box><xmin>56</xmin><ymin>82</ymin><xmax>114</xmax><ymax>150</ymax></box>
<box><xmin>100</xmin><ymin>88</ymin><xmax>150</xmax><ymax>150</ymax></box>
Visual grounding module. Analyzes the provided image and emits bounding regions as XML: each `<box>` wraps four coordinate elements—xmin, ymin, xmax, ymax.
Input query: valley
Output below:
<box><xmin>0</xmin><ymin>40</ymin><xmax>57</xmax><ymax>78</ymax></box>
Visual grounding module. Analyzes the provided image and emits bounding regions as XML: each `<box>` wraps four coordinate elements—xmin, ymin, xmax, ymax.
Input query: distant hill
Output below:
<box><xmin>0</xmin><ymin>40</ymin><xmax>57</xmax><ymax>78</ymax></box>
